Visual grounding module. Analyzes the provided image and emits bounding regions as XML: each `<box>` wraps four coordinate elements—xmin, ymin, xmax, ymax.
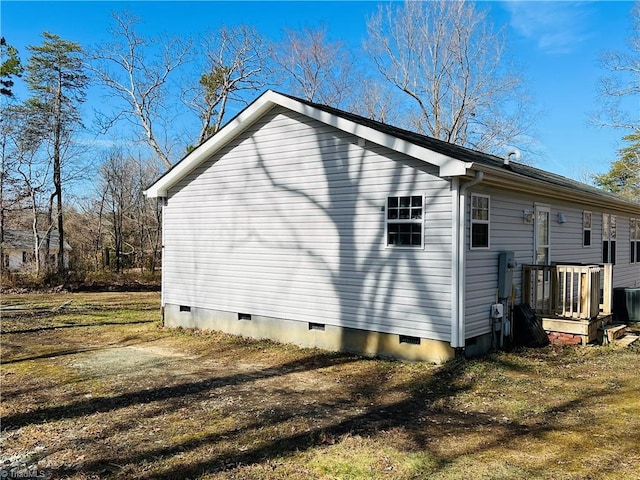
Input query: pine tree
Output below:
<box><xmin>0</xmin><ymin>37</ymin><xmax>24</xmax><ymax>97</ymax></box>
<box><xmin>25</xmin><ymin>32</ymin><xmax>89</xmax><ymax>276</ymax></box>
<box><xmin>594</xmin><ymin>132</ymin><xmax>640</xmax><ymax>202</ymax></box>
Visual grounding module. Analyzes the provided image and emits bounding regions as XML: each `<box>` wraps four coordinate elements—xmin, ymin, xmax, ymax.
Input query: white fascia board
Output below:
<box><xmin>144</xmin><ymin>90</ymin><xmax>470</xmax><ymax>198</ymax></box>
<box><xmin>145</xmin><ymin>91</ymin><xmax>281</xmax><ymax>198</ymax></box>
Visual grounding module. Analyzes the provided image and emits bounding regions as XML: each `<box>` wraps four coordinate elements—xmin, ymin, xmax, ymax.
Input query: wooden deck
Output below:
<box><xmin>541</xmin><ymin>314</ymin><xmax>612</xmax><ymax>345</ymax></box>
<box><xmin>524</xmin><ymin>263</ymin><xmax>619</xmax><ymax>345</ymax></box>
<box><xmin>523</xmin><ymin>263</ymin><xmax>613</xmax><ymax>320</ymax></box>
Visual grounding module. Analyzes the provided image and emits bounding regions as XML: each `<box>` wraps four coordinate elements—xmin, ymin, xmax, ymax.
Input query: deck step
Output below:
<box><xmin>614</xmin><ymin>335</ymin><xmax>639</xmax><ymax>348</ymax></box>
<box><xmin>600</xmin><ymin>324</ymin><xmax>628</xmax><ymax>345</ymax></box>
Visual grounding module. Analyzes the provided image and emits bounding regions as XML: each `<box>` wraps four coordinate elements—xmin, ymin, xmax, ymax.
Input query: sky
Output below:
<box><xmin>1</xmin><ymin>0</ymin><xmax>638</xmax><ymax>182</ymax></box>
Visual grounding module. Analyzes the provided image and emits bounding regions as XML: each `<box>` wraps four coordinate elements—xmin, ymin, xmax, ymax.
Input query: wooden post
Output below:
<box><xmin>600</xmin><ymin>263</ymin><xmax>613</xmax><ymax>315</ymax></box>
<box><xmin>523</xmin><ymin>265</ymin><xmax>531</xmax><ymax>306</ymax></box>
<box><xmin>580</xmin><ymin>272</ymin><xmax>588</xmax><ymax>319</ymax></box>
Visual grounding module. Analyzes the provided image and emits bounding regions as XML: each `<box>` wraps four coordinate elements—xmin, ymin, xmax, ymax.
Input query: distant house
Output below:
<box><xmin>145</xmin><ymin>90</ymin><xmax>640</xmax><ymax>362</ymax></box>
<box><xmin>2</xmin><ymin>229</ymin><xmax>71</xmax><ymax>272</ymax></box>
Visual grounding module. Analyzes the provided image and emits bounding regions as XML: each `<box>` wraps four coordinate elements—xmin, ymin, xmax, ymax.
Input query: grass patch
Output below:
<box><xmin>1</xmin><ymin>292</ymin><xmax>639</xmax><ymax>479</ymax></box>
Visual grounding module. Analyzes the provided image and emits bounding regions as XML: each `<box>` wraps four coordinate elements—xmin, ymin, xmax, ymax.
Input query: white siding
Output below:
<box><xmin>163</xmin><ymin>107</ymin><xmax>454</xmax><ymax>341</ymax></box>
<box><xmin>465</xmin><ymin>187</ymin><xmax>640</xmax><ymax>338</ymax></box>
<box><xmin>4</xmin><ymin>249</ymin><xmax>26</xmax><ymax>271</ymax></box>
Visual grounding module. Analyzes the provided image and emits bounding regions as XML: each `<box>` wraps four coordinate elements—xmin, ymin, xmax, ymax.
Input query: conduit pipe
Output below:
<box><xmin>452</xmin><ymin>171</ymin><xmax>484</xmax><ymax>349</ymax></box>
<box><xmin>504</xmin><ymin>148</ymin><xmax>521</xmax><ymax>167</ymax></box>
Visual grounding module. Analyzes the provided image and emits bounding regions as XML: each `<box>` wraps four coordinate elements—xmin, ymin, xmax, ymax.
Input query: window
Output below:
<box><xmin>631</xmin><ymin>219</ymin><xmax>640</xmax><ymax>264</ymax></box>
<box><xmin>583</xmin><ymin>211</ymin><xmax>592</xmax><ymax>247</ymax></box>
<box><xmin>386</xmin><ymin>195</ymin><xmax>424</xmax><ymax>247</ymax></box>
<box><xmin>470</xmin><ymin>194</ymin><xmax>490</xmax><ymax>249</ymax></box>
<box><xmin>603</xmin><ymin>214</ymin><xmax>616</xmax><ymax>264</ymax></box>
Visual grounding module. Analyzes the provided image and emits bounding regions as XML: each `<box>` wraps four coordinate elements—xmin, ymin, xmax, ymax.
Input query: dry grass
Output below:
<box><xmin>1</xmin><ymin>292</ymin><xmax>639</xmax><ymax>479</ymax></box>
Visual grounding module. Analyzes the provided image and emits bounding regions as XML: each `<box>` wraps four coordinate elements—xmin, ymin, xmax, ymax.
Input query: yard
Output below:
<box><xmin>1</xmin><ymin>292</ymin><xmax>639</xmax><ymax>480</ymax></box>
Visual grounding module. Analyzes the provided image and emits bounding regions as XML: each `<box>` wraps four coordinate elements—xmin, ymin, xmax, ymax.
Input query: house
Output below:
<box><xmin>1</xmin><ymin>229</ymin><xmax>71</xmax><ymax>272</ymax></box>
<box><xmin>145</xmin><ymin>90</ymin><xmax>640</xmax><ymax>362</ymax></box>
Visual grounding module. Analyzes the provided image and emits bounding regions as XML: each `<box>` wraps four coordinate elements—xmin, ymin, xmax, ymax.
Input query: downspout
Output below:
<box><xmin>159</xmin><ymin>196</ymin><xmax>167</xmax><ymax>324</ymax></box>
<box><xmin>453</xmin><ymin>171</ymin><xmax>484</xmax><ymax>349</ymax></box>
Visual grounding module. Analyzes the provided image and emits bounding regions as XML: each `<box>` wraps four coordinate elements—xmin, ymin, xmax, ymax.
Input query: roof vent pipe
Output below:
<box><xmin>504</xmin><ymin>148</ymin><xmax>521</xmax><ymax>167</ymax></box>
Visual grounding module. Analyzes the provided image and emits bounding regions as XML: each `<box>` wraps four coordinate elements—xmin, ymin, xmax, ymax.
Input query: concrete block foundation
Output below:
<box><xmin>164</xmin><ymin>303</ymin><xmax>455</xmax><ymax>364</ymax></box>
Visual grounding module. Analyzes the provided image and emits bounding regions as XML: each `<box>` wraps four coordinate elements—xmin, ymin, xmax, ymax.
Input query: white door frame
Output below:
<box><xmin>534</xmin><ymin>204</ymin><xmax>551</xmax><ymax>265</ymax></box>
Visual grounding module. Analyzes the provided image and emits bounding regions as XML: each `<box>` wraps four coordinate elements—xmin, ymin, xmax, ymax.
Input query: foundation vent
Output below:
<box><xmin>179</xmin><ymin>305</ymin><xmax>191</xmax><ymax>313</ymax></box>
<box><xmin>238</xmin><ymin>313</ymin><xmax>252</xmax><ymax>321</ymax></box>
<box><xmin>309</xmin><ymin>322</ymin><xmax>325</xmax><ymax>331</ymax></box>
<box><xmin>399</xmin><ymin>335</ymin><xmax>421</xmax><ymax>345</ymax></box>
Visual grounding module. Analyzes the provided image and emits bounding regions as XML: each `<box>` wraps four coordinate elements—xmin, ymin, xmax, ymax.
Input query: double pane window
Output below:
<box><xmin>583</xmin><ymin>211</ymin><xmax>592</xmax><ymax>247</ymax></box>
<box><xmin>603</xmin><ymin>214</ymin><xmax>616</xmax><ymax>264</ymax></box>
<box><xmin>631</xmin><ymin>219</ymin><xmax>640</xmax><ymax>264</ymax></box>
<box><xmin>386</xmin><ymin>195</ymin><xmax>424</xmax><ymax>247</ymax></box>
<box><xmin>471</xmin><ymin>194</ymin><xmax>490</xmax><ymax>249</ymax></box>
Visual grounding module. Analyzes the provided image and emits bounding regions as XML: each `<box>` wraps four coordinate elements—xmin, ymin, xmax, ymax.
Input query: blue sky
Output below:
<box><xmin>2</xmin><ymin>1</ymin><xmax>637</xmax><ymax>181</ymax></box>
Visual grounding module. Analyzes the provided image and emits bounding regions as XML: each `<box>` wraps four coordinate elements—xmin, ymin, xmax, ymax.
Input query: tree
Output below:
<box><xmin>272</xmin><ymin>25</ymin><xmax>357</xmax><ymax>107</ymax></box>
<box><xmin>1</xmin><ymin>103</ymin><xmax>51</xmax><ymax>276</ymax></box>
<box><xmin>0</xmin><ymin>37</ymin><xmax>24</xmax><ymax>267</ymax></box>
<box><xmin>89</xmin><ymin>11</ymin><xmax>191</xmax><ymax>169</ymax></box>
<box><xmin>98</xmin><ymin>149</ymin><xmax>137</xmax><ymax>272</ymax></box>
<box><xmin>594</xmin><ymin>132</ymin><xmax>640</xmax><ymax>201</ymax></box>
<box><xmin>593</xmin><ymin>3</ymin><xmax>639</xmax><ymax>200</ymax></box>
<box><xmin>349</xmin><ymin>78</ymin><xmax>401</xmax><ymax>125</ymax></box>
<box><xmin>594</xmin><ymin>3</ymin><xmax>640</xmax><ymax>132</ymax></box>
<box><xmin>184</xmin><ymin>25</ymin><xmax>269</xmax><ymax>146</ymax></box>
<box><xmin>97</xmin><ymin>149</ymin><xmax>161</xmax><ymax>273</ymax></box>
<box><xmin>364</xmin><ymin>0</ymin><xmax>534</xmax><ymax>154</ymax></box>
<box><xmin>1</xmin><ymin>37</ymin><xmax>24</xmax><ymax>98</ymax></box>
<box><xmin>25</xmin><ymin>32</ymin><xmax>89</xmax><ymax>276</ymax></box>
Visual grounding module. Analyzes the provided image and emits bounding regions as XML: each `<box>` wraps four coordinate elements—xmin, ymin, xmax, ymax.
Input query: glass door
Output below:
<box><xmin>535</xmin><ymin>206</ymin><xmax>550</xmax><ymax>265</ymax></box>
<box><xmin>535</xmin><ymin>206</ymin><xmax>551</xmax><ymax>311</ymax></box>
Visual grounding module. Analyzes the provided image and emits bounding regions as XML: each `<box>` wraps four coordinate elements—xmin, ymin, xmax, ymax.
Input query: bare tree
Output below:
<box><xmin>89</xmin><ymin>12</ymin><xmax>191</xmax><ymax>169</ymax></box>
<box><xmin>592</xmin><ymin>2</ymin><xmax>640</xmax><ymax>132</ymax></box>
<box><xmin>591</xmin><ymin>3</ymin><xmax>639</xmax><ymax>198</ymax></box>
<box><xmin>364</xmin><ymin>0</ymin><xmax>534</xmax><ymax>154</ymax></box>
<box><xmin>183</xmin><ymin>25</ymin><xmax>269</xmax><ymax>146</ymax></box>
<box><xmin>98</xmin><ymin>149</ymin><xmax>136</xmax><ymax>272</ymax></box>
<box><xmin>272</xmin><ymin>25</ymin><xmax>357</xmax><ymax>107</ymax></box>
<box><xmin>97</xmin><ymin>149</ymin><xmax>160</xmax><ymax>273</ymax></box>
<box><xmin>64</xmin><ymin>196</ymin><xmax>105</xmax><ymax>273</ymax></box>
<box><xmin>130</xmin><ymin>153</ymin><xmax>161</xmax><ymax>272</ymax></box>
<box><xmin>349</xmin><ymin>78</ymin><xmax>401</xmax><ymax>125</ymax></box>
<box><xmin>1</xmin><ymin>103</ymin><xmax>51</xmax><ymax>275</ymax></box>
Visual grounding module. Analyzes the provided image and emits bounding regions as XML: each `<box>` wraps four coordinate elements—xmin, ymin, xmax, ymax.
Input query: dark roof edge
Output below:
<box><xmin>276</xmin><ymin>91</ymin><xmax>637</xmax><ymax>211</ymax></box>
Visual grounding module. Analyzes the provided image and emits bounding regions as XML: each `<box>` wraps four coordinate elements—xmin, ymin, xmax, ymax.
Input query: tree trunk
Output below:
<box><xmin>31</xmin><ymin>189</ymin><xmax>40</xmax><ymax>276</ymax></box>
<box><xmin>54</xmin><ymin>73</ymin><xmax>65</xmax><ymax>277</ymax></box>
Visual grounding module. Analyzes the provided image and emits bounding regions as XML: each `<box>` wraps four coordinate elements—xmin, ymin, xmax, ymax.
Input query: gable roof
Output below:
<box><xmin>145</xmin><ymin>90</ymin><xmax>470</xmax><ymax>198</ymax></box>
<box><xmin>2</xmin><ymin>229</ymin><xmax>71</xmax><ymax>251</ymax></box>
<box><xmin>145</xmin><ymin>90</ymin><xmax>639</xmax><ymax>214</ymax></box>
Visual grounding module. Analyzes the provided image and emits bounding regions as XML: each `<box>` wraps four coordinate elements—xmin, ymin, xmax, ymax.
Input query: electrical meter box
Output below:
<box><xmin>498</xmin><ymin>251</ymin><xmax>516</xmax><ymax>299</ymax></box>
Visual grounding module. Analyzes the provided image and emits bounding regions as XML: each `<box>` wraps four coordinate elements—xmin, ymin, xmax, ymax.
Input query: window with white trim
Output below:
<box><xmin>470</xmin><ymin>194</ymin><xmax>490</xmax><ymax>249</ymax></box>
<box><xmin>583</xmin><ymin>211</ymin><xmax>592</xmax><ymax>247</ymax></box>
<box><xmin>603</xmin><ymin>214</ymin><xmax>616</xmax><ymax>264</ymax></box>
<box><xmin>386</xmin><ymin>195</ymin><xmax>424</xmax><ymax>247</ymax></box>
<box><xmin>631</xmin><ymin>218</ymin><xmax>640</xmax><ymax>264</ymax></box>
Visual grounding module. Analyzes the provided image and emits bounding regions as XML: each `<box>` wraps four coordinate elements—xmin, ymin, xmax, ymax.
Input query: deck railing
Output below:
<box><xmin>522</xmin><ymin>263</ymin><xmax>613</xmax><ymax>320</ymax></box>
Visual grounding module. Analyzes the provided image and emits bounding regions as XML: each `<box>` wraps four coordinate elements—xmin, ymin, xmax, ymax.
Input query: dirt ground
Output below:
<box><xmin>1</xmin><ymin>292</ymin><xmax>639</xmax><ymax>480</ymax></box>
